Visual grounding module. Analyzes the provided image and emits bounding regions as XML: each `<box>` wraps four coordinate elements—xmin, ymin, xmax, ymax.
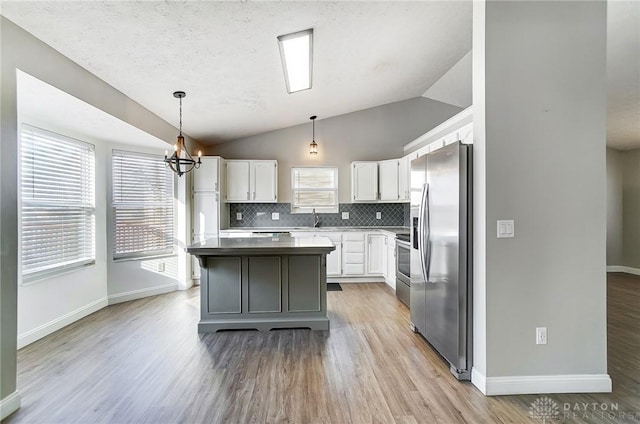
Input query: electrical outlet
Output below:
<box><xmin>376</xmin><ymin>212</ymin><xmax>382</xmax><ymax>220</ymax></box>
<box><xmin>342</xmin><ymin>212</ymin><xmax>349</xmax><ymax>220</ymax></box>
<box><xmin>236</xmin><ymin>212</ymin><xmax>243</xmax><ymax>221</ymax></box>
<box><xmin>272</xmin><ymin>212</ymin><xmax>279</xmax><ymax>220</ymax></box>
<box><xmin>157</xmin><ymin>262</ymin><xmax>165</xmax><ymax>272</ymax></box>
<box><xmin>536</xmin><ymin>327</ymin><xmax>547</xmax><ymax>345</ymax></box>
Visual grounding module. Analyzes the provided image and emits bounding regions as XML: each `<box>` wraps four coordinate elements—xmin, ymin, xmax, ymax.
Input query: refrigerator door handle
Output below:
<box><xmin>418</xmin><ymin>183</ymin><xmax>429</xmax><ymax>282</ymax></box>
<box><xmin>425</xmin><ymin>183</ymin><xmax>432</xmax><ymax>283</ymax></box>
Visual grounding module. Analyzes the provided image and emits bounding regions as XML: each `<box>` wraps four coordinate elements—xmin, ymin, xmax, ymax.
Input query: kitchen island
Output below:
<box><xmin>187</xmin><ymin>236</ymin><xmax>335</xmax><ymax>332</ymax></box>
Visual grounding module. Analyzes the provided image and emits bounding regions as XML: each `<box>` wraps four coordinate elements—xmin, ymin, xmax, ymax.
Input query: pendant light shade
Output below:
<box><xmin>164</xmin><ymin>91</ymin><xmax>201</xmax><ymax>177</ymax></box>
<box><xmin>309</xmin><ymin>115</ymin><xmax>318</xmax><ymax>155</ymax></box>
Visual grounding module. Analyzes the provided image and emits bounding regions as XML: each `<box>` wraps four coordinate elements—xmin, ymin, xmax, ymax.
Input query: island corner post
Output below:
<box><xmin>187</xmin><ymin>237</ymin><xmax>336</xmax><ymax>332</ymax></box>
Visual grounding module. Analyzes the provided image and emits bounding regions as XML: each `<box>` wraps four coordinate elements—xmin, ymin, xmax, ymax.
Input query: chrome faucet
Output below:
<box><xmin>312</xmin><ymin>208</ymin><xmax>321</xmax><ymax>228</ymax></box>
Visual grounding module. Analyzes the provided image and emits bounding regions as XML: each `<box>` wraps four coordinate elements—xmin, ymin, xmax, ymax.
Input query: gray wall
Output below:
<box><xmin>477</xmin><ymin>0</ymin><xmax>607</xmax><ymax>379</ymax></box>
<box><xmin>606</xmin><ymin>148</ymin><xmax>624</xmax><ymax>266</ymax></box>
<box><xmin>0</xmin><ymin>16</ymin><xmax>196</xmax><ymax>408</ymax></box>
<box><xmin>622</xmin><ymin>149</ymin><xmax>640</xmax><ymax>269</ymax></box>
<box><xmin>208</xmin><ymin>97</ymin><xmax>462</xmax><ymax>203</ymax></box>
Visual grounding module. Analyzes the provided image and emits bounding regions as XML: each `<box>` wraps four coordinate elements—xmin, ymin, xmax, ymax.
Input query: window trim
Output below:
<box><xmin>290</xmin><ymin>166</ymin><xmax>339</xmax><ymax>214</ymax></box>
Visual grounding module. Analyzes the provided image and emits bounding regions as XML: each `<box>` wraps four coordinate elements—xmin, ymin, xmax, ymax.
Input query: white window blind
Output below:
<box><xmin>291</xmin><ymin>167</ymin><xmax>339</xmax><ymax>213</ymax></box>
<box><xmin>20</xmin><ymin>125</ymin><xmax>96</xmax><ymax>281</ymax></box>
<box><xmin>112</xmin><ymin>150</ymin><xmax>174</xmax><ymax>260</ymax></box>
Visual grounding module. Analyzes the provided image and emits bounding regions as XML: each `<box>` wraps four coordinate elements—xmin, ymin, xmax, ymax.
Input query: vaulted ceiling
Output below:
<box><xmin>2</xmin><ymin>1</ymin><xmax>638</xmax><ymax>149</ymax></box>
<box><xmin>1</xmin><ymin>1</ymin><xmax>472</xmax><ymax>146</ymax></box>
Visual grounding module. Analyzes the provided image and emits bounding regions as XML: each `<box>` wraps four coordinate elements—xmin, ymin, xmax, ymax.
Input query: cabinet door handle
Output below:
<box><xmin>253</xmin><ymin>192</ymin><xmax>256</xmax><ymax>200</ymax></box>
<box><xmin>247</xmin><ymin>191</ymin><xmax>250</xmax><ymax>200</ymax></box>
<box><xmin>215</xmin><ymin>182</ymin><xmax>218</xmax><ymax>191</ymax></box>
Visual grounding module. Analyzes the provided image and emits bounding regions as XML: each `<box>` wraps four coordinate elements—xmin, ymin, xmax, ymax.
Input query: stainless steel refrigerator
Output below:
<box><xmin>410</xmin><ymin>141</ymin><xmax>472</xmax><ymax>380</ymax></box>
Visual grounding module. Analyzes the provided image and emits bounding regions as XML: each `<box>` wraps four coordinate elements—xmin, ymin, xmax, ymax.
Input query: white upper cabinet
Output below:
<box><xmin>225</xmin><ymin>160</ymin><xmax>277</xmax><ymax>203</ymax></box>
<box><xmin>378</xmin><ymin>160</ymin><xmax>399</xmax><ymax>201</ymax></box>
<box><xmin>192</xmin><ymin>156</ymin><xmax>220</xmax><ymax>192</ymax></box>
<box><xmin>225</xmin><ymin>160</ymin><xmax>251</xmax><ymax>202</ymax></box>
<box><xmin>398</xmin><ymin>156</ymin><xmax>409</xmax><ymax>201</ymax></box>
<box><xmin>352</xmin><ymin>159</ymin><xmax>409</xmax><ymax>203</ymax></box>
<box><xmin>351</xmin><ymin>161</ymin><xmax>379</xmax><ymax>202</ymax></box>
<box><xmin>251</xmin><ymin>160</ymin><xmax>278</xmax><ymax>202</ymax></box>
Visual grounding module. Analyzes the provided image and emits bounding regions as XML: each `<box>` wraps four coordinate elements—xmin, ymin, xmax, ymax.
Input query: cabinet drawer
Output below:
<box><xmin>344</xmin><ymin>241</ymin><xmax>364</xmax><ymax>253</ymax></box>
<box><xmin>344</xmin><ymin>252</ymin><xmax>364</xmax><ymax>264</ymax></box>
<box><xmin>323</xmin><ymin>233</ymin><xmax>342</xmax><ymax>243</ymax></box>
<box><xmin>344</xmin><ymin>233</ymin><xmax>365</xmax><ymax>242</ymax></box>
<box><xmin>344</xmin><ymin>263</ymin><xmax>365</xmax><ymax>275</ymax></box>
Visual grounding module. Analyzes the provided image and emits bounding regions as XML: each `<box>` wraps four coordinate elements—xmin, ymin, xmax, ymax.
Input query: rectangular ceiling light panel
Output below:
<box><xmin>277</xmin><ymin>29</ymin><xmax>313</xmax><ymax>93</ymax></box>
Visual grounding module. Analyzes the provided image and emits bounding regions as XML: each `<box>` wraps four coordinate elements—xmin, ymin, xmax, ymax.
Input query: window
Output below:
<box><xmin>112</xmin><ymin>150</ymin><xmax>174</xmax><ymax>260</ymax></box>
<box><xmin>291</xmin><ymin>167</ymin><xmax>338</xmax><ymax>213</ymax></box>
<box><xmin>20</xmin><ymin>125</ymin><xmax>95</xmax><ymax>282</ymax></box>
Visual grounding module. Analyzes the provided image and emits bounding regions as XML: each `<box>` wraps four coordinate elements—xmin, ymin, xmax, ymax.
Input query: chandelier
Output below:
<box><xmin>164</xmin><ymin>91</ymin><xmax>201</xmax><ymax>177</ymax></box>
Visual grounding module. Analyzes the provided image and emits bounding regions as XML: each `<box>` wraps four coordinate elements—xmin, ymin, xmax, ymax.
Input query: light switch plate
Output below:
<box><xmin>497</xmin><ymin>220</ymin><xmax>515</xmax><ymax>238</ymax></box>
<box><xmin>272</xmin><ymin>212</ymin><xmax>279</xmax><ymax>220</ymax></box>
<box><xmin>342</xmin><ymin>212</ymin><xmax>349</xmax><ymax>220</ymax></box>
<box><xmin>376</xmin><ymin>212</ymin><xmax>382</xmax><ymax>219</ymax></box>
<box><xmin>236</xmin><ymin>212</ymin><xmax>243</xmax><ymax>221</ymax></box>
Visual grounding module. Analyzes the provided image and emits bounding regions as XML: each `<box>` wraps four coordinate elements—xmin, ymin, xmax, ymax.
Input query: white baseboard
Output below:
<box><xmin>473</xmin><ymin>370</ymin><xmax>611</xmax><ymax>395</ymax></box>
<box><xmin>327</xmin><ymin>276</ymin><xmax>386</xmax><ymax>283</ymax></box>
<box><xmin>607</xmin><ymin>265</ymin><xmax>640</xmax><ymax>276</ymax></box>
<box><xmin>471</xmin><ymin>368</ymin><xmax>487</xmax><ymax>394</ymax></box>
<box><xmin>17</xmin><ymin>297</ymin><xmax>108</xmax><ymax>349</ymax></box>
<box><xmin>0</xmin><ymin>390</ymin><xmax>21</xmax><ymax>421</ymax></box>
<box><xmin>178</xmin><ymin>279</ymin><xmax>194</xmax><ymax>290</ymax></box>
<box><xmin>108</xmin><ymin>283</ymin><xmax>178</xmax><ymax>305</ymax></box>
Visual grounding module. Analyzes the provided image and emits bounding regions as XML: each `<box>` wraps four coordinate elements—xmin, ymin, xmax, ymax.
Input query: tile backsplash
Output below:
<box><xmin>229</xmin><ymin>203</ymin><xmax>410</xmax><ymax>228</ymax></box>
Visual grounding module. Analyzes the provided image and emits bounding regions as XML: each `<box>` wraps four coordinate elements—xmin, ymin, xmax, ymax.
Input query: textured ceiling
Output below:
<box><xmin>1</xmin><ymin>1</ymin><xmax>472</xmax><ymax>146</ymax></box>
<box><xmin>4</xmin><ymin>1</ymin><xmax>636</xmax><ymax>150</ymax></box>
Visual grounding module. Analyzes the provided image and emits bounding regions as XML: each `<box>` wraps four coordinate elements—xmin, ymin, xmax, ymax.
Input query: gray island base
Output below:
<box><xmin>187</xmin><ymin>236</ymin><xmax>335</xmax><ymax>332</ymax></box>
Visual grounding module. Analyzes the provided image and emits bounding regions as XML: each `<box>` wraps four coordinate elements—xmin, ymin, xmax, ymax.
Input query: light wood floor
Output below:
<box><xmin>5</xmin><ymin>274</ymin><xmax>639</xmax><ymax>424</ymax></box>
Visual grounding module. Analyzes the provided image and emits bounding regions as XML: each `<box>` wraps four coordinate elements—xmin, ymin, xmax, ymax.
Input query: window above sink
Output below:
<box><xmin>291</xmin><ymin>167</ymin><xmax>339</xmax><ymax>214</ymax></box>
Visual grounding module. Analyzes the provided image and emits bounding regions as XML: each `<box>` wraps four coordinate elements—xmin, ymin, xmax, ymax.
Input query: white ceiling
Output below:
<box><xmin>17</xmin><ymin>70</ymin><xmax>168</xmax><ymax>151</ymax></box>
<box><xmin>422</xmin><ymin>50</ymin><xmax>472</xmax><ymax>109</ymax></box>
<box><xmin>0</xmin><ymin>1</ymin><xmax>472</xmax><ymax>146</ymax></box>
<box><xmin>2</xmin><ymin>1</ymin><xmax>637</xmax><ymax>150</ymax></box>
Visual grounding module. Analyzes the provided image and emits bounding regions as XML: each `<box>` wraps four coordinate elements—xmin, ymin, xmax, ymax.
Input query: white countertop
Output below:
<box><xmin>220</xmin><ymin>226</ymin><xmax>409</xmax><ymax>234</ymax></box>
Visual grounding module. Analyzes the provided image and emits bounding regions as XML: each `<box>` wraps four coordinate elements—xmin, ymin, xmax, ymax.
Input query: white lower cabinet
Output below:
<box><xmin>292</xmin><ymin>232</ymin><xmax>343</xmax><ymax>276</ymax></box>
<box><xmin>343</xmin><ymin>232</ymin><xmax>366</xmax><ymax>275</ymax></box>
<box><xmin>324</xmin><ymin>233</ymin><xmax>343</xmax><ymax>277</ymax></box>
<box><xmin>366</xmin><ymin>233</ymin><xmax>387</xmax><ymax>275</ymax></box>
<box><xmin>261</xmin><ymin>230</ymin><xmax>400</xmax><ymax>281</ymax></box>
<box><xmin>385</xmin><ymin>235</ymin><xmax>396</xmax><ymax>289</ymax></box>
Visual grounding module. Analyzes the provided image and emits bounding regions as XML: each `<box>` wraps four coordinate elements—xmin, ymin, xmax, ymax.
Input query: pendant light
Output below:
<box><xmin>309</xmin><ymin>115</ymin><xmax>318</xmax><ymax>155</ymax></box>
<box><xmin>164</xmin><ymin>91</ymin><xmax>201</xmax><ymax>177</ymax></box>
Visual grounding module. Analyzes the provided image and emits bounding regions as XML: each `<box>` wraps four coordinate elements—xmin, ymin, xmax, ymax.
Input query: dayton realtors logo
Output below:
<box><xmin>529</xmin><ymin>397</ymin><xmax>560</xmax><ymax>423</ymax></box>
<box><xmin>530</xmin><ymin>397</ymin><xmax>639</xmax><ymax>422</ymax></box>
